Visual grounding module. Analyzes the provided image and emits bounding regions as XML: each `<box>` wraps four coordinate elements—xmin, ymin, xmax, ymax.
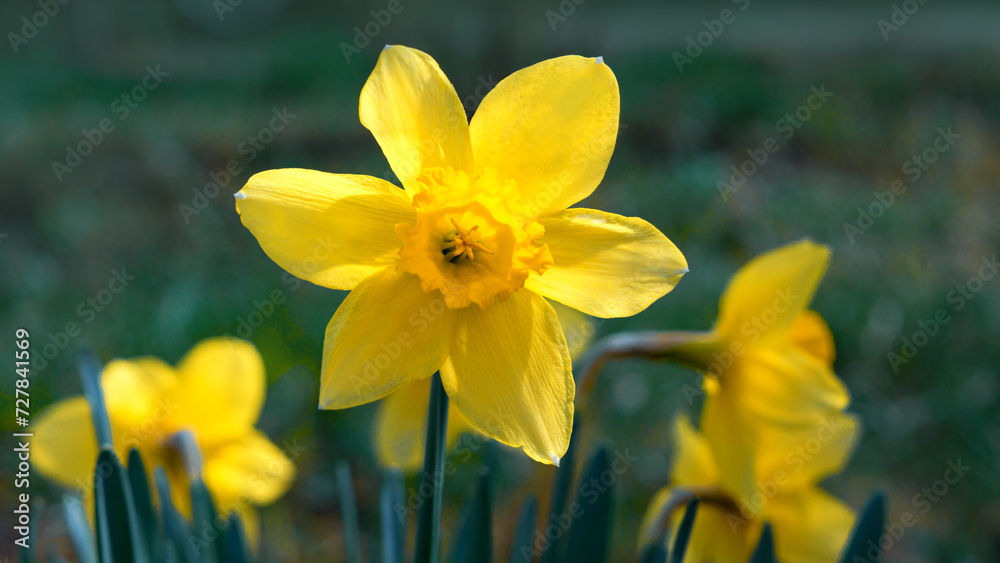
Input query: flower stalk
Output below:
<box><xmin>413</xmin><ymin>373</ymin><xmax>449</xmax><ymax>563</ymax></box>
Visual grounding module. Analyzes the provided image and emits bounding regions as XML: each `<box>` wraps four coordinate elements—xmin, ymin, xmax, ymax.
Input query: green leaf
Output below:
<box><xmin>127</xmin><ymin>449</ymin><xmax>161</xmax><ymax>562</ymax></box>
<box><xmin>380</xmin><ymin>469</ymin><xmax>406</xmax><ymax>563</ymax></box>
<box><xmin>189</xmin><ymin>478</ymin><xmax>223</xmax><ymax>563</ymax></box>
<box><xmin>79</xmin><ymin>348</ymin><xmax>113</xmax><ymax>448</ymax></box>
<box><xmin>638</xmin><ymin>544</ymin><xmax>667</xmax><ymax>563</ymax></box>
<box><xmin>508</xmin><ymin>495</ymin><xmax>537</xmax><ymax>563</ymax></box>
<box><xmin>414</xmin><ymin>372</ymin><xmax>449</xmax><ymax>563</ymax></box>
<box><xmin>62</xmin><ymin>495</ymin><xmax>97</xmax><ymax>563</ymax></box>
<box><xmin>562</xmin><ymin>445</ymin><xmax>613</xmax><ymax>563</ymax></box>
<box><xmin>220</xmin><ymin>513</ymin><xmax>250</xmax><ymax>563</ymax></box>
<box><xmin>93</xmin><ymin>448</ymin><xmax>149</xmax><ymax>563</ymax></box>
<box><xmin>336</xmin><ymin>460</ymin><xmax>363</xmax><ymax>563</ymax></box>
<box><xmin>839</xmin><ymin>492</ymin><xmax>886</xmax><ymax>563</ymax></box>
<box><xmin>448</xmin><ymin>467</ymin><xmax>493</xmax><ymax>563</ymax></box>
<box><xmin>541</xmin><ymin>417</ymin><xmax>580</xmax><ymax>563</ymax></box>
<box><xmin>154</xmin><ymin>468</ymin><xmax>198</xmax><ymax>563</ymax></box>
<box><xmin>668</xmin><ymin>499</ymin><xmax>698</xmax><ymax>563</ymax></box>
<box><xmin>749</xmin><ymin>523</ymin><xmax>776</xmax><ymax>563</ymax></box>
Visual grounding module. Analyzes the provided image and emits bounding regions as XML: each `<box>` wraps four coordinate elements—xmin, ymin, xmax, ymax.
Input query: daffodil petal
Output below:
<box><xmin>470</xmin><ymin>56</ymin><xmax>620</xmax><ymax>215</ymax></box>
<box><xmin>236</xmin><ymin>169</ymin><xmax>414</xmax><ymax>291</ymax></box>
<box><xmin>681</xmin><ymin>504</ymin><xmax>760</xmax><ymax>562</ymax></box>
<box><xmin>785</xmin><ymin>310</ymin><xmax>836</xmax><ymax>365</ymax></box>
<box><xmin>320</xmin><ymin>268</ymin><xmax>455</xmax><ymax>409</ymax></box>
<box><xmin>31</xmin><ymin>397</ymin><xmax>98</xmax><ymax>489</ymax></box>
<box><xmin>441</xmin><ymin>290</ymin><xmax>573</xmax><ymax>465</ymax></box>
<box><xmin>360</xmin><ymin>45</ymin><xmax>474</xmax><ymax>194</ymax></box>
<box><xmin>101</xmin><ymin>358</ymin><xmax>176</xmax><ymax>443</ymax></box>
<box><xmin>548</xmin><ymin>300</ymin><xmax>596</xmax><ymax>361</ymax></box>
<box><xmin>755</xmin><ymin>411</ymin><xmax>861</xmax><ymax>490</ymax></box>
<box><xmin>202</xmin><ymin>430</ymin><xmax>295</xmax><ymax>507</ymax></box>
<box><xmin>766</xmin><ymin>489</ymin><xmax>855</xmax><ymax>563</ymax></box>
<box><xmin>525</xmin><ymin>209</ymin><xmax>687</xmax><ymax>318</ymax></box>
<box><xmin>375</xmin><ymin>378</ymin><xmax>477</xmax><ymax>471</ymax></box>
<box><xmin>672</xmin><ymin>415</ymin><xmax>719</xmax><ymax>487</ymax></box>
<box><xmin>165</xmin><ymin>337</ymin><xmax>265</xmax><ymax>447</ymax></box>
<box><xmin>701</xmin><ymin>387</ymin><xmax>757</xmax><ymax>503</ymax></box>
<box><xmin>714</xmin><ymin>240</ymin><xmax>830</xmax><ymax>346</ymax></box>
<box><xmin>735</xmin><ymin>348</ymin><xmax>850</xmax><ymax>424</ymax></box>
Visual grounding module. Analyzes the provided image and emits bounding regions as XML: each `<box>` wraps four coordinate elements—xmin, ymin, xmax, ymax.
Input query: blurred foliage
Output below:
<box><xmin>1</xmin><ymin>1</ymin><xmax>999</xmax><ymax>561</ymax></box>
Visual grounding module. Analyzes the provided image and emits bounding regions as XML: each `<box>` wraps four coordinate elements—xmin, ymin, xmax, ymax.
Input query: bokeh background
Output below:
<box><xmin>2</xmin><ymin>0</ymin><xmax>999</xmax><ymax>561</ymax></box>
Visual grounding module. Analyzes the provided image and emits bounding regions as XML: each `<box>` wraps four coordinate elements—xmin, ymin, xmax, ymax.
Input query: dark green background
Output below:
<box><xmin>1</xmin><ymin>0</ymin><xmax>999</xmax><ymax>561</ymax></box>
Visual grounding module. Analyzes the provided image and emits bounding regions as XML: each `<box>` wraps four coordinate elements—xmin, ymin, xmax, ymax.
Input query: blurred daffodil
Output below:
<box><xmin>671</xmin><ymin>240</ymin><xmax>853</xmax><ymax>500</ymax></box>
<box><xmin>32</xmin><ymin>338</ymin><xmax>294</xmax><ymax>539</ymax></box>
<box><xmin>639</xmin><ymin>415</ymin><xmax>857</xmax><ymax>562</ymax></box>
<box><xmin>236</xmin><ymin>45</ymin><xmax>686</xmax><ymax>465</ymax></box>
<box><xmin>375</xmin><ymin>301</ymin><xmax>595</xmax><ymax>470</ymax></box>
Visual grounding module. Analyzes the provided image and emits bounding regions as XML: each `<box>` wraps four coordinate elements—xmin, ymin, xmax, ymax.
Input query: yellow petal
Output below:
<box><xmin>31</xmin><ymin>397</ymin><xmax>98</xmax><ymax>489</ymax></box>
<box><xmin>469</xmin><ymin>56</ymin><xmax>620</xmax><ymax>215</ymax></box>
<box><xmin>733</xmin><ymin>347</ymin><xmax>850</xmax><ymax>425</ymax></box>
<box><xmin>441</xmin><ymin>290</ymin><xmax>573</xmax><ymax>465</ymax></box>
<box><xmin>549</xmin><ymin>300</ymin><xmax>596</xmax><ymax>361</ymax></box>
<box><xmin>101</xmin><ymin>358</ymin><xmax>177</xmax><ymax>447</ymax></box>
<box><xmin>766</xmin><ymin>488</ymin><xmax>855</xmax><ymax>563</ymax></box>
<box><xmin>701</xmin><ymin>387</ymin><xmax>756</xmax><ymax>503</ymax></box>
<box><xmin>714</xmin><ymin>240</ymin><xmax>830</xmax><ymax>346</ymax></box>
<box><xmin>374</xmin><ymin>377</ymin><xmax>476</xmax><ymax>471</ymax></box>
<box><xmin>320</xmin><ymin>268</ymin><xmax>455</xmax><ymax>409</ymax></box>
<box><xmin>786</xmin><ymin>310</ymin><xmax>836</xmax><ymax>365</ymax></box>
<box><xmin>202</xmin><ymin>430</ymin><xmax>295</xmax><ymax>507</ymax></box>
<box><xmin>525</xmin><ymin>209</ymin><xmax>687</xmax><ymax>318</ymax></box>
<box><xmin>165</xmin><ymin>338</ymin><xmax>265</xmax><ymax>447</ymax></box>
<box><xmin>754</xmin><ymin>411</ymin><xmax>860</xmax><ymax>490</ymax></box>
<box><xmin>672</xmin><ymin>415</ymin><xmax>719</xmax><ymax>487</ymax></box>
<box><xmin>680</xmin><ymin>504</ymin><xmax>760</xmax><ymax>562</ymax></box>
<box><xmin>359</xmin><ymin>45</ymin><xmax>474</xmax><ymax>194</ymax></box>
<box><xmin>236</xmin><ymin>169</ymin><xmax>414</xmax><ymax>291</ymax></box>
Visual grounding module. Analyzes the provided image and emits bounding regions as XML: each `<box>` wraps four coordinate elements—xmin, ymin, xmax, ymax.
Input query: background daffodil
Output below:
<box><xmin>236</xmin><ymin>45</ymin><xmax>687</xmax><ymax>465</ymax></box>
<box><xmin>31</xmin><ymin>338</ymin><xmax>295</xmax><ymax>540</ymax></box>
<box><xmin>638</xmin><ymin>416</ymin><xmax>857</xmax><ymax>563</ymax></box>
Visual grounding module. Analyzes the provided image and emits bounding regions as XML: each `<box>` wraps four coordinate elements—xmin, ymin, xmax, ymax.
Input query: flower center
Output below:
<box><xmin>395</xmin><ymin>167</ymin><xmax>553</xmax><ymax>309</ymax></box>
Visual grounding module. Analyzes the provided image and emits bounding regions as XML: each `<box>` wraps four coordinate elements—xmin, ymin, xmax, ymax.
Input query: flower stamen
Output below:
<box><xmin>444</xmin><ymin>217</ymin><xmax>494</xmax><ymax>261</ymax></box>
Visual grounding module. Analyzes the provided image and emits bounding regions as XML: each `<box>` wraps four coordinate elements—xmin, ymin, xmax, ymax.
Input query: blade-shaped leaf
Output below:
<box><xmin>448</xmin><ymin>467</ymin><xmax>493</xmax><ymax>563</ymax></box>
<box><xmin>668</xmin><ymin>499</ymin><xmax>699</xmax><ymax>563</ymax></box>
<box><xmin>62</xmin><ymin>495</ymin><xmax>97</xmax><ymax>563</ymax></box>
<box><xmin>189</xmin><ymin>478</ymin><xmax>223</xmax><ymax>563</ymax></box>
<box><xmin>562</xmin><ymin>445</ymin><xmax>613</xmax><ymax>563</ymax></box>
<box><xmin>839</xmin><ymin>492</ymin><xmax>886</xmax><ymax>563</ymax></box>
<box><xmin>220</xmin><ymin>513</ymin><xmax>250</xmax><ymax>563</ymax></box>
<box><xmin>749</xmin><ymin>523</ymin><xmax>776</xmax><ymax>563</ymax></box>
<box><xmin>94</xmin><ymin>448</ymin><xmax>149</xmax><ymax>563</ymax></box>
<box><xmin>541</xmin><ymin>417</ymin><xmax>580</xmax><ymax>563</ymax></box>
<box><xmin>336</xmin><ymin>460</ymin><xmax>363</xmax><ymax>563</ymax></box>
<box><xmin>155</xmin><ymin>468</ymin><xmax>198</xmax><ymax>563</ymax></box>
<box><xmin>508</xmin><ymin>495</ymin><xmax>538</xmax><ymax>563</ymax></box>
<box><xmin>127</xmin><ymin>449</ymin><xmax>161</xmax><ymax>562</ymax></box>
<box><xmin>380</xmin><ymin>469</ymin><xmax>406</xmax><ymax>563</ymax></box>
<box><xmin>79</xmin><ymin>348</ymin><xmax>113</xmax><ymax>449</ymax></box>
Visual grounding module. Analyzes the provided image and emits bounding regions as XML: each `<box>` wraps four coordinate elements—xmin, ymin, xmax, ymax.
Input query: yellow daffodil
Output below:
<box><xmin>376</xmin><ymin>301</ymin><xmax>595</xmax><ymax>470</ymax></box>
<box><xmin>31</xmin><ymin>338</ymin><xmax>295</xmax><ymax>540</ymax></box>
<box><xmin>235</xmin><ymin>45</ymin><xmax>687</xmax><ymax>465</ymax></box>
<box><xmin>671</xmin><ymin>240</ymin><xmax>854</xmax><ymax>501</ymax></box>
<box><xmin>639</xmin><ymin>415</ymin><xmax>857</xmax><ymax>562</ymax></box>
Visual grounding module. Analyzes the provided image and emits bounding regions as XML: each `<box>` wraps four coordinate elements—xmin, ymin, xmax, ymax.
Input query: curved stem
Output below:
<box><xmin>413</xmin><ymin>373</ymin><xmax>449</xmax><ymax>563</ymax></box>
<box><xmin>646</xmin><ymin>486</ymin><xmax>738</xmax><ymax>549</ymax></box>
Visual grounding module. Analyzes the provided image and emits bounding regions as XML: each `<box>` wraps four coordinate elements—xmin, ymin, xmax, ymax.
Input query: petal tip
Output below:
<box><xmin>234</xmin><ymin>191</ymin><xmax>247</xmax><ymax>200</ymax></box>
<box><xmin>551</xmin><ymin>454</ymin><xmax>561</xmax><ymax>467</ymax></box>
<box><xmin>594</xmin><ymin>56</ymin><xmax>605</xmax><ymax>65</ymax></box>
<box><xmin>383</xmin><ymin>44</ymin><xmax>392</xmax><ymax>51</ymax></box>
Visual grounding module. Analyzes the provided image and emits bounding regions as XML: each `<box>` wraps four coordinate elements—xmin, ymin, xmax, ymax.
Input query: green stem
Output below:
<box><xmin>413</xmin><ymin>372</ymin><xmax>449</xmax><ymax>563</ymax></box>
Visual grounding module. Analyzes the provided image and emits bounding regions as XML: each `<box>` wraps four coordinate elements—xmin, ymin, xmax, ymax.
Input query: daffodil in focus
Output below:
<box><xmin>376</xmin><ymin>301</ymin><xmax>595</xmax><ymax>470</ymax></box>
<box><xmin>31</xmin><ymin>338</ymin><xmax>295</xmax><ymax>539</ymax></box>
<box><xmin>671</xmin><ymin>240</ymin><xmax>855</xmax><ymax>501</ymax></box>
<box><xmin>235</xmin><ymin>45</ymin><xmax>687</xmax><ymax>464</ymax></box>
<box><xmin>638</xmin><ymin>415</ymin><xmax>856</xmax><ymax>562</ymax></box>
